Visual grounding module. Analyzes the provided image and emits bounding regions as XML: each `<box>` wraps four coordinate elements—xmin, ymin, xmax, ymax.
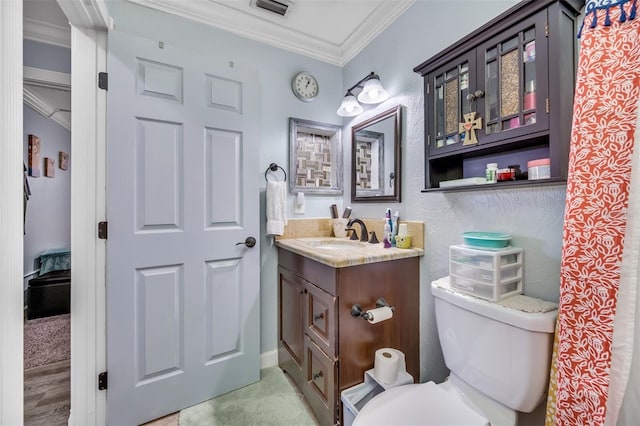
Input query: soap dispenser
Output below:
<box><xmin>383</xmin><ymin>220</ymin><xmax>392</xmax><ymax>248</ymax></box>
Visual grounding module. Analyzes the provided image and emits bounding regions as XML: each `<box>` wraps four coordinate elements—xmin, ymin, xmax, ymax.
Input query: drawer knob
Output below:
<box><xmin>313</xmin><ymin>313</ymin><xmax>324</xmax><ymax>322</ymax></box>
<box><xmin>312</xmin><ymin>371</ymin><xmax>323</xmax><ymax>381</ymax></box>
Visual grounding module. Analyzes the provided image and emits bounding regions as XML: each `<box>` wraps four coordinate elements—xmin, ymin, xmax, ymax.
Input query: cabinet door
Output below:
<box><xmin>303</xmin><ymin>336</ymin><xmax>337</xmax><ymax>426</ymax></box>
<box><xmin>278</xmin><ymin>267</ymin><xmax>305</xmax><ymax>371</ymax></box>
<box><xmin>305</xmin><ymin>282</ymin><xmax>337</xmax><ymax>358</ymax></box>
<box><xmin>427</xmin><ymin>50</ymin><xmax>477</xmax><ymax>156</ymax></box>
<box><xmin>477</xmin><ymin>10</ymin><xmax>549</xmax><ymax>144</ymax></box>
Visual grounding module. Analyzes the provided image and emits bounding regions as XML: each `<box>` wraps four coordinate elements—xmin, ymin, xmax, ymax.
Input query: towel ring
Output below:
<box><xmin>265</xmin><ymin>163</ymin><xmax>287</xmax><ymax>182</ymax></box>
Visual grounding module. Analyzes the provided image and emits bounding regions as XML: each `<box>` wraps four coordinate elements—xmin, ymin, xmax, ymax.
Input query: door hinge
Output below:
<box><xmin>546</xmin><ymin>98</ymin><xmax>550</xmax><ymax>114</ymax></box>
<box><xmin>426</xmin><ymin>82</ymin><xmax>430</xmax><ymax>95</ymax></box>
<box><xmin>98</xmin><ymin>371</ymin><xmax>108</xmax><ymax>390</ymax></box>
<box><xmin>427</xmin><ymin>134</ymin><xmax>431</xmax><ymax>146</ymax></box>
<box><xmin>545</xmin><ymin>23</ymin><xmax>549</xmax><ymax>37</ymax></box>
<box><xmin>98</xmin><ymin>72</ymin><xmax>108</xmax><ymax>90</ymax></box>
<box><xmin>98</xmin><ymin>221</ymin><xmax>108</xmax><ymax>239</ymax></box>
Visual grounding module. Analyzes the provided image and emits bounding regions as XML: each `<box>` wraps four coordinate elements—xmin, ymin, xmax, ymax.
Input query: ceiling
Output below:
<box><xmin>125</xmin><ymin>0</ymin><xmax>415</xmax><ymax>65</ymax></box>
<box><xmin>24</xmin><ymin>0</ymin><xmax>414</xmax><ymax>65</ymax></box>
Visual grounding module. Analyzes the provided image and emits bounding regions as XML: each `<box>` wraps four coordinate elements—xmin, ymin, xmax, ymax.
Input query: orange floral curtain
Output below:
<box><xmin>546</xmin><ymin>1</ymin><xmax>640</xmax><ymax>425</ymax></box>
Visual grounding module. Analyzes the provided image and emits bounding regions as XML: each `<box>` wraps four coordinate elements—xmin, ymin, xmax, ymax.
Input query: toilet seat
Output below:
<box><xmin>353</xmin><ymin>381</ymin><xmax>490</xmax><ymax>426</ymax></box>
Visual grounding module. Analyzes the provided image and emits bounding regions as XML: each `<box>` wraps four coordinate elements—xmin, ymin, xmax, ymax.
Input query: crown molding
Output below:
<box><xmin>126</xmin><ymin>0</ymin><xmax>413</xmax><ymax>66</ymax></box>
<box><xmin>24</xmin><ymin>86</ymin><xmax>71</xmax><ymax>131</ymax></box>
<box><xmin>56</xmin><ymin>0</ymin><xmax>112</xmax><ymax>30</ymax></box>
<box><xmin>128</xmin><ymin>0</ymin><xmax>341</xmax><ymax>64</ymax></box>
<box><xmin>23</xmin><ymin>17</ymin><xmax>71</xmax><ymax>49</ymax></box>
<box><xmin>340</xmin><ymin>0</ymin><xmax>415</xmax><ymax>66</ymax></box>
<box><xmin>24</xmin><ymin>66</ymin><xmax>71</xmax><ymax>90</ymax></box>
<box><xmin>23</xmin><ymin>67</ymin><xmax>71</xmax><ymax>131</ymax></box>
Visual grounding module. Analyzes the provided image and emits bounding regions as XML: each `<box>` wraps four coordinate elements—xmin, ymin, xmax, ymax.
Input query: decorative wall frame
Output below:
<box><xmin>289</xmin><ymin>117</ymin><xmax>342</xmax><ymax>194</ymax></box>
<box><xmin>353</xmin><ymin>130</ymin><xmax>385</xmax><ymax>196</ymax></box>
<box><xmin>44</xmin><ymin>157</ymin><xmax>55</xmax><ymax>178</ymax></box>
<box><xmin>59</xmin><ymin>151</ymin><xmax>69</xmax><ymax>170</ymax></box>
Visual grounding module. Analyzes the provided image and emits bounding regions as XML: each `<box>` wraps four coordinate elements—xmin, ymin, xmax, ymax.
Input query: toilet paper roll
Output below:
<box><xmin>374</xmin><ymin>348</ymin><xmax>401</xmax><ymax>384</ymax></box>
<box><xmin>366</xmin><ymin>306</ymin><xmax>393</xmax><ymax>324</ymax></box>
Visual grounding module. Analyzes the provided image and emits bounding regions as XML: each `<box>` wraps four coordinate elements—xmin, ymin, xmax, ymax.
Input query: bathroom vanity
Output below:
<box><xmin>277</xmin><ymin>232</ymin><xmax>423</xmax><ymax>426</ymax></box>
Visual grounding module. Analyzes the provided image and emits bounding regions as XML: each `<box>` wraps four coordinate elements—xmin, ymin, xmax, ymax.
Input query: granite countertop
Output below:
<box><xmin>276</xmin><ymin>237</ymin><xmax>424</xmax><ymax>268</ymax></box>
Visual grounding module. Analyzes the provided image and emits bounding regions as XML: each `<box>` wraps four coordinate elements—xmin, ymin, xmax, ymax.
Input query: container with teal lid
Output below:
<box><xmin>462</xmin><ymin>232</ymin><xmax>511</xmax><ymax>249</ymax></box>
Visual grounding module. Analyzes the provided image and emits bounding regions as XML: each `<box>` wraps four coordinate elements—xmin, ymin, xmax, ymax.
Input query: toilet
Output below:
<box><xmin>353</xmin><ymin>277</ymin><xmax>558</xmax><ymax>426</ymax></box>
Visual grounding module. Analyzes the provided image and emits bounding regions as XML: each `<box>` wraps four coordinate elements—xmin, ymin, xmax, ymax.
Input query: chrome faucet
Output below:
<box><xmin>347</xmin><ymin>218</ymin><xmax>368</xmax><ymax>242</ymax></box>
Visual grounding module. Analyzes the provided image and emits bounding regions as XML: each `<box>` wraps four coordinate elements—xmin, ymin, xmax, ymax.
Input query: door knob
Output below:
<box><xmin>236</xmin><ymin>236</ymin><xmax>256</xmax><ymax>248</ymax></box>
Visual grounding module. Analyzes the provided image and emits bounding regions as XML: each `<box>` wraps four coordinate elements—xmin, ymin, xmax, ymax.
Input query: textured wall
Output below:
<box><xmin>342</xmin><ymin>0</ymin><xmax>568</xmax><ymax>382</ymax></box>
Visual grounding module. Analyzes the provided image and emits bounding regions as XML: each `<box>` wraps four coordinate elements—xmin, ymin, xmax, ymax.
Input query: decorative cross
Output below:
<box><xmin>459</xmin><ymin>112</ymin><xmax>482</xmax><ymax>146</ymax></box>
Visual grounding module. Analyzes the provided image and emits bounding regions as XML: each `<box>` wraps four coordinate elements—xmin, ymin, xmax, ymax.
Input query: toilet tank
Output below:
<box><xmin>431</xmin><ymin>278</ymin><xmax>557</xmax><ymax>413</ymax></box>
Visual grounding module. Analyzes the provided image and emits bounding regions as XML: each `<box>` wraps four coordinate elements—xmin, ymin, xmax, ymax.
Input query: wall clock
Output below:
<box><xmin>291</xmin><ymin>71</ymin><xmax>319</xmax><ymax>102</ymax></box>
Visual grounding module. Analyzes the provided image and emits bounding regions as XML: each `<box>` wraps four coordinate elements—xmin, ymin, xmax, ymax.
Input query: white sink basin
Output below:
<box><xmin>304</xmin><ymin>238</ymin><xmax>369</xmax><ymax>250</ymax></box>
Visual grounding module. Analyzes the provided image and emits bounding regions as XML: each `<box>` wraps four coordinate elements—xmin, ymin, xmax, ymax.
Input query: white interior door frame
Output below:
<box><xmin>0</xmin><ymin>1</ymin><xmax>25</xmax><ymax>423</ymax></box>
<box><xmin>2</xmin><ymin>0</ymin><xmax>111</xmax><ymax>423</ymax></box>
<box><xmin>57</xmin><ymin>1</ymin><xmax>111</xmax><ymax>423</ymax></box>
<box><xmin>67</xmin><ymin>25</ymin><xmax>109</xmax><ymax>426</ymax></box>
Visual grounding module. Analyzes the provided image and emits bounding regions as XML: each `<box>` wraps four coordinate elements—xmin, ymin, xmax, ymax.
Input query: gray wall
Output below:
<box><xmin>342</xmin><ymin>0</ymin><xmax>567</xmax><ymax>381</ymax></box>
<box><xmin>108</xmin><ymin>1</ymin><xmax>571</xmax><ymax>382</ymax></box>
<box><xmin>24</xmin><ymin>39</ymin><xmax>71</xmax><ymax>73</ymax></box>
<box><xmin>23</xmin><ymin>105</ymin><xmax>71</xmax><ymax>280</ymax></box>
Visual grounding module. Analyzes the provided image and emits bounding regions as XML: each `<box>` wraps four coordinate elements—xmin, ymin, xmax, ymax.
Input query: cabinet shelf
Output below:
<box><xmin>414</xmin><ymin>0</ymin><xmax>584</xmax><ymax>190</ymax></box>
<box><xmin>421</xmin><ymin>176</ymin><xmax>566</xmax><ymax>193</ymax></box>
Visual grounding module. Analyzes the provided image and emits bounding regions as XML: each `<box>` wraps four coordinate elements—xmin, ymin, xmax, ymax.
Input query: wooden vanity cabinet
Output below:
<box><xmin>278</xmin><ymin>248</ymin><xmax>420</xmax><ymax>425</ymax></box>
<box><xmin>413</xmin><ymin>0</ymin><xmax>584</xmax><ymax>190</ymax></box>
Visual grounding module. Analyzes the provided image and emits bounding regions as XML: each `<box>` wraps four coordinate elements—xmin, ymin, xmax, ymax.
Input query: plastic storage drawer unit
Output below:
<box><xmin>449</xmin><ymin>245</ymin><xmax>523</xmax><ymax>301</ymax></box>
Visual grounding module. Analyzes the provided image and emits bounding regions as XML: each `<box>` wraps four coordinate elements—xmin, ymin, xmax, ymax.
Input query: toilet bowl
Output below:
<box><xmin>353</xmin><ymin>380</ymin><xmax>489</xmax><ymax>426</ymax></box>
<box><xmin>353</xmin><ymin>277</ymin><xmax>558</xmax><ymax>426</ymax></box>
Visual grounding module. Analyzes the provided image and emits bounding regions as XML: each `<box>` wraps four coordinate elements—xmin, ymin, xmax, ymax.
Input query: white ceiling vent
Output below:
<box><xmin>250</xmin><ymin>0</ymin><xmax>294</xmax><ymax>17</ymax></box>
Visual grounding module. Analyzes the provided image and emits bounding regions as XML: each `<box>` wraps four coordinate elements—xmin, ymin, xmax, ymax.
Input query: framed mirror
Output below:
<box><xmin>351</xmin><ymin>105</ymin><xmax>401</xmax><ymax>202</ymax></box>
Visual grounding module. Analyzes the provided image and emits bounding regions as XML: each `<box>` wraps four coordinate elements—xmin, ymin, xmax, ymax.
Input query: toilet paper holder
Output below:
<box><xmin>351</xmin><ymin>298</ymin><xmax>395</xmax><ymax>321</ymax></box>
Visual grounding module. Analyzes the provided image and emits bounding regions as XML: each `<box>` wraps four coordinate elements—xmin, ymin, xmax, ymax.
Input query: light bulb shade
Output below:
<box><xmin>337</xmin><ymin>94</ymin><xmax>364</xmax><ymax>117</ymax></box>
<box><xmin>357</xmin><ymin>78</ymin><xmax>389</xmax><ymax>104</ymax></box>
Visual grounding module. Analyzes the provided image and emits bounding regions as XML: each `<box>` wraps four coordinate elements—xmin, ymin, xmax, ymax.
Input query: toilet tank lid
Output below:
<box><xmin>431</xmin><ymin>277</ymin><xmax>557</xmax><ymax>333</ymax></box>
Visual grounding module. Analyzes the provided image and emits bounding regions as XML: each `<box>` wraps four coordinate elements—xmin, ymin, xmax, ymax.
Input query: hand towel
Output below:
<box><xmin>266</xmin><ymin>181</ymin><xmax>287</xmax><ymax>236</ymax></box>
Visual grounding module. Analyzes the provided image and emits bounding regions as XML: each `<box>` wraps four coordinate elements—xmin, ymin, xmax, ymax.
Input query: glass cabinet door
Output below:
<box><xmin>478</xmin><ymin>10</ymin><xmax>548</xmax><ymax>143</ymax></box>
<box><xmin>428</xmin><ymin>51</ymin><xmax>476</xmax><ymax>155</ymax></box>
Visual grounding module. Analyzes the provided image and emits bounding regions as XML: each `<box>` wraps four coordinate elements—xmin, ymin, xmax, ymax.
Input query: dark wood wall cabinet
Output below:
<box><xmin>278</xmin><ymin>248</ymin><xmax>420</xmax><ymax>426</ymax></box>
<box><xmin>414</xmin><ymin>0</ymin><xmax>584</xmax><ymax>191</ymax></box>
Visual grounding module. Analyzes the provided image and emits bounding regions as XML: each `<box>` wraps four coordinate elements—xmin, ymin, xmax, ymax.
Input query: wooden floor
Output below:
<box><xmin>24</xmin><ymin>359</ymin><xmax>70</xmax><ymax>426</ymax></box>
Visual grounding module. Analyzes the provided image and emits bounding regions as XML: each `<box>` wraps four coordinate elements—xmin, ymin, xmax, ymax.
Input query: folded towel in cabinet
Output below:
<box><xmin>266</xmin><ymin>181</ymin><xmax>287</xmax><ymax>236</ymax></box>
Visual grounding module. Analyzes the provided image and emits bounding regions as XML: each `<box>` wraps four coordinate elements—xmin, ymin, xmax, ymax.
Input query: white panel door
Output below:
<box><xmin>106</xmin><ymin>30</ymin><xmax>260</xmax><ymax>425</ymax></box>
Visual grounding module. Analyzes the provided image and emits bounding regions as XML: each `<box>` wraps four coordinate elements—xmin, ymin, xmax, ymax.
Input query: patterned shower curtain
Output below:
<box><xmin>546</xmin><ymin>1</ymin><xmax>640</xmax><ymax>425</ymax></box>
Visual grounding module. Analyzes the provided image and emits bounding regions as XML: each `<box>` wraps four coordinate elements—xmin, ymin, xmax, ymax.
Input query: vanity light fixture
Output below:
<box><xmin>336</xmin><ymin>72</ymin><xmax>389</xmax><ymax>117</ymax></box>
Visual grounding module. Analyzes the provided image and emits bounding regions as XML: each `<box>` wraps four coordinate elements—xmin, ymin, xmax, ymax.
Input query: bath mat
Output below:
<box><xmin>24</xmin><ymin>313</ymin><xmax>70</xmax><ymax>370</ymax></box>
<box><xmin>179</xmin><ymin>367</ymin><xmax>317</xmax><ymax>426</ymax></box>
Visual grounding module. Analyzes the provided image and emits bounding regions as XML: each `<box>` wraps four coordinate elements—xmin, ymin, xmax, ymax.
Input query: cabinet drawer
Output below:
<box><xmin>305</xmin><ymin>282</ymin><xmax>336</xmax><ymax>357</ymax></box>
<box><xmin>303</xmin><ymin>336</ymin><xmax>336</xmax><ymax>426</ymax></box>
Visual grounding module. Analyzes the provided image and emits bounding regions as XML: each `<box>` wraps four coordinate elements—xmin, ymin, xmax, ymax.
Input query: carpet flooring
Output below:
<box><xmin>179</xmin><ymin>367</ymin><xmax>318</xmax><ymax>426</ymax></box>
<box><xmin>24</xmin><ymin>314</ymin><xmax>70</xmax><ymax>370</ymax></box>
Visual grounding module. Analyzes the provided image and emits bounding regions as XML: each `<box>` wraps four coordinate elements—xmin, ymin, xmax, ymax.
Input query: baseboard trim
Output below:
<box><xmin>260</xmin><ymin>349</ymin><xmax>278</xmax><ymax>370</ymax></box>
